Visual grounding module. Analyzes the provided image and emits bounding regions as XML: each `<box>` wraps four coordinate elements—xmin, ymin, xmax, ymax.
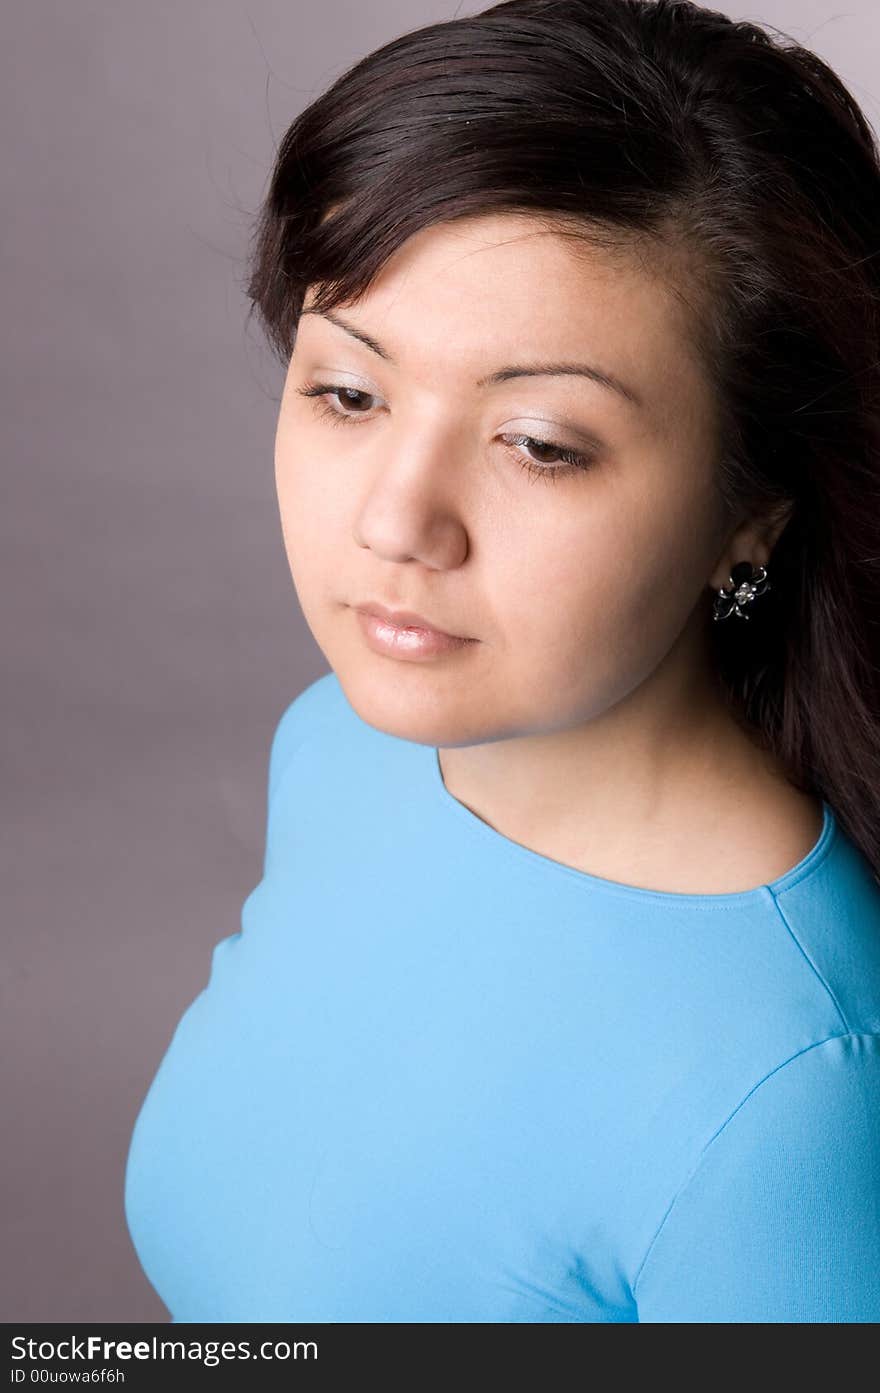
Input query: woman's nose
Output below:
<box><xmin>351</xmin><ymin>434</ymin><xmax>471</xmax><ymax>569</ymax></box>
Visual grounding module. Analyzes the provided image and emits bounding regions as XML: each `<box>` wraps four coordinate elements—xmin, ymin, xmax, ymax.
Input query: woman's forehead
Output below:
<box><xmin>299</xmin><ymin>224</ymin><xmax>707</xmax><ymax>421</ymax></box>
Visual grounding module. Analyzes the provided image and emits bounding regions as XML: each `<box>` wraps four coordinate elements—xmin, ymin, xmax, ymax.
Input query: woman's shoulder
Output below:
<box><xmin>267</xmin><ymin>671</ymin><xmax>349</xmax><ymax>797</ymax></box>
<box><xmin>633</xmin><ymin>1027</ymin><xmax>880</xmax><ymax>1321</ymax></box>
<box><xmin>768</xmin><ymin>797</ymin><xmax>880</xmax><ymax>1038</ymax></box>
<box><xmin>272</xmin><ymin>669</ymin><xmax>345</xmax><ymax>746</ymax></box>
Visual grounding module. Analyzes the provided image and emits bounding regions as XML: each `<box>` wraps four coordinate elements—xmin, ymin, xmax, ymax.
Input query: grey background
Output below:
<box><xmin>3</xmin><ymin>0</ymin><xmax>878</xmax><ymax>1323</ymax></box>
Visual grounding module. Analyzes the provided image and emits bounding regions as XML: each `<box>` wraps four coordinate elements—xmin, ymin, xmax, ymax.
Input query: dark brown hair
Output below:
<box><xmin>245</xmin><ymin>0</ymin><xmax>880</xmax><ymax>883</ymax></box>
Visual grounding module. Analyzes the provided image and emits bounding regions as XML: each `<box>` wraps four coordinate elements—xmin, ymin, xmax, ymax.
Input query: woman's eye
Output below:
<box><xmin>295</xmin><ymin>380</ymin><xmax>598</xmax><ymax>481</ymax></box>
<box><xmin>296</xmin><ymin>381</ymin><xmax>377</xmax><ymax>422</ymax></box>
<box><xmin>501</xmin><ymin>433</ymin><xmax>597</xmax><ymax>480</ymax></box>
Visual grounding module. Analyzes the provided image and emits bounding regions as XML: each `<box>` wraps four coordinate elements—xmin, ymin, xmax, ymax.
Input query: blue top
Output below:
<box><xmin>124</xmin><ymin>671</ymin><xmax>880</xmax><ymax>1322</ymax></box>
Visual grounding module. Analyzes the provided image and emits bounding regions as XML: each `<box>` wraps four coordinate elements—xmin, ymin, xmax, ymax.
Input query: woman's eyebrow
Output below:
<box><xmin>299</xmin><ymin>307</ymin><xmax>645</xmax><ymax>411</ymax></box>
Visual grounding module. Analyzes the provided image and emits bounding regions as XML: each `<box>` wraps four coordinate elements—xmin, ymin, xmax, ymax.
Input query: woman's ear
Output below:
<box><xmin>709</xmin><ymin>498</ymin><xmax>793</xmax><ymax>593</ymax></box>
<box><xmin>760</xmin><ymin>497</ymin><xmax>795</xmax><ymax>553</ymax></box>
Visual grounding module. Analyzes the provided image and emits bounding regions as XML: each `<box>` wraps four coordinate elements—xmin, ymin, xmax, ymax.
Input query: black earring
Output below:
<box><xmin>712</xmin><ymin>561</ymin><xmax>771</xmax><ymax>622</ymax></box>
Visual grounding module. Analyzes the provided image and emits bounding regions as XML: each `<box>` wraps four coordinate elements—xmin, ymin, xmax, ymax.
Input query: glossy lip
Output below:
<box><xmin>351</xmin><ymin>602</ymin><xmax>477</xmax><ymax>662</ymax></box>
<box><xmin>353</xmin><ymin>600</ymin><xmax>469</xmax><ymax>641</ymax></box>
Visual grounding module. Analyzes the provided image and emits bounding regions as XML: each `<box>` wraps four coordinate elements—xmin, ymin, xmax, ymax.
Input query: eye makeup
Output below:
<box><xmin>295</xmin><ymin>380</ymin><xmax>601</xmax><ymax>483</ymax></box>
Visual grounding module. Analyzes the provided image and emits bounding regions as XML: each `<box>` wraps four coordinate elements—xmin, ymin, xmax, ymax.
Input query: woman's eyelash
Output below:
<box><xmin>294</xmin><ymin>381</ymin><xmax>598</xmax><ymax>482</ymax></box>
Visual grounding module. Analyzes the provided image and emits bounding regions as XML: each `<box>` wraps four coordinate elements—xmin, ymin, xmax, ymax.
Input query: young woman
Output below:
<box><xmin>125</xmin><ymin>0</ymin><xmax>880</xmax><ymax>1322</ymax></box>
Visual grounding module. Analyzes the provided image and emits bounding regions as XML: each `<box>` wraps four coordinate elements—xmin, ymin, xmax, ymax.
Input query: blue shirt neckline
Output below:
<box><xmin>428</xmin><ymin>744</ymin><xmax>837</xmax><ymax>907</ymax></box>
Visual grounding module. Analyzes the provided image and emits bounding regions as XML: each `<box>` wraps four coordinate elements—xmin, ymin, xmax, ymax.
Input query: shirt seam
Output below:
<box><xmin>766</xmin><ymin>887</ymin><xmax>852</xmax><ymax>1034</ymax></box>
<box><xmin>630</xmin><ymin>1030</ymin><xmax>879</xmax><ymax>1302</ymax></box>
<box><xmin>269</xmin><ymin>733</ymin><xmax>315</xmax><ymax>810</ymax></box>
<box><xmin>267</xmin><ymin>675</ymin><xmax>343</xmax><ymax>808</ymax></box>
<box><xmin>262</xmin><ymin>679</ymin><xmax>343</xmax><ymax>873</ymax></box>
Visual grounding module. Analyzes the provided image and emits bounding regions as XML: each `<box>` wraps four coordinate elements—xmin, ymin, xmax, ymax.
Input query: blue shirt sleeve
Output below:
<box><xmin>633</xmin><ymin>1032</ymin><xmax>880</xmax><ymax>1322</ymax></box>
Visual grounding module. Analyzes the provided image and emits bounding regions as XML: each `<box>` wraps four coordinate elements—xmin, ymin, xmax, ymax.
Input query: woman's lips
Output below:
<box><xmin>352</xmin><ymin>604</ymin><xmax>477</xmax><ymax>661</ymax></box>
<box><xmin>355</xmin><ymin>601</ymin><xmax>466</xmax><ymax>635</ymax></box>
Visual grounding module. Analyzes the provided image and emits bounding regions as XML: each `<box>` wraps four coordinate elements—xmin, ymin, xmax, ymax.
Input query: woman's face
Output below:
<box><xmin>274</xmin><ymin>212</ymin><xmax>732</xmax><ymax>748</ymax></box>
